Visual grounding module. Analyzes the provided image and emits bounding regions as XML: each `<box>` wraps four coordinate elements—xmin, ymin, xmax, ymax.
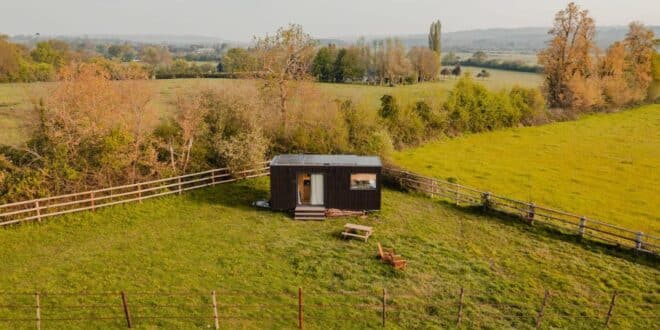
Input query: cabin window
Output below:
<box><xmin>350</xmin><ymin>173</ymin><xmax>377</xmax><ymax>190</ymax></box>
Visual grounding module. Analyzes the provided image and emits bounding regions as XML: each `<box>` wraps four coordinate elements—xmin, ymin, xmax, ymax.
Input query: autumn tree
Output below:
<box><xmin>538</xmin><ymin>2</ymin><xmax>598</xmax><ymax>110</ymax></box>
<box><xmin>0</xmin><ymin>35</ymin><xmax>21</xmax><ymax>82</ymax></box>
<box><xmin>599</xmin><ymin>41</ymin><xmax>632</xmax><ymax>106</ymax></box>
<box><xmin>253</xmin><ymin>24</ymin><xmax>317</xmax><ymax>129</ymax></box>
<box><xmin>140</xmin><ymin>46</ymin><xmax>172</xmax><ymax>67</ymax></box>
<box><xmin>408</xmin><ymin>46</ymin><xmax>440</xmax><ymax>82</ymax></box>
<box><xmin>623</xmin><ymin>22</ymin><xmax>655</xmax><ymax>101</ymax></box>
<box><xmin>375</xmin><ymin>38</ymin><xmax>412</xmax><ymax>85</ymax></box>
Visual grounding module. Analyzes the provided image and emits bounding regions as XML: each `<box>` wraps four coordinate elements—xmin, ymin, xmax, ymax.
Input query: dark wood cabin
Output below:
<box><xmin>270</xmin><ymin>155</ymin><xmax>382</xmax><ymax>219</ymax></box>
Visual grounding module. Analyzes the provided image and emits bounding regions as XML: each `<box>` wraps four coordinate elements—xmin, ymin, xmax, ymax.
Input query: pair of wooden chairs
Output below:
<box><xmin>377</xmin><ymin>242</ymin><xmax>407</xmax><ymax>269</ymax></box>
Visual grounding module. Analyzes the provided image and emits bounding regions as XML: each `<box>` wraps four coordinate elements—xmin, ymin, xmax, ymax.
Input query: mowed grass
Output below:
<box><xmin>393</xmin><ymin>104</ymin><xmax>660</xmax><ymax>236</ymax></box>
<box><xmin>0</xmin><ymin>178</ymin><xmax>657</xmax><ymax>329</ymax></box>
<box><xmin>0</xmin><ymin>69</ymin><xmax>541</xmax><ymax>146</ymax></box>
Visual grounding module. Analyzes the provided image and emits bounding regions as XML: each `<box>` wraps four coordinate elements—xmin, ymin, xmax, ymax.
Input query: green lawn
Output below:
<box><xmin>392</xmin><ymin>104</ymin><xmax>660</xmax><ymax>236</ymax></box>
<box><xmin>0</xmin><ymin>178</ymin><xmax>657</xmax><ymax>329</ymax></box>
<box><xmin>0</xmin><ymin>70</ymin><xmax>541</xmax><ymax>146</ymax></box>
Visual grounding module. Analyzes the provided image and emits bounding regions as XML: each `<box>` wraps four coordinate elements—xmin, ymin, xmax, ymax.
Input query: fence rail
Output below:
<box><xmin>0</xmin><ymin>162</ymin><xmax>270</xmax><ymax>227</ymax></box>
<box><xmin>382</xmin><ymin>167</ymin><xmax>659</xmax><ymax>255</ymax></box>
<box><xmin>0</xmin><ymin>287</ymin><xmax>653</xmax><ymax>329</ymax></box>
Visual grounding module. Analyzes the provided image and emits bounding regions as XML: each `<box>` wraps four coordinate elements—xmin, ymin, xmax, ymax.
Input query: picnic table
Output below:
<box><xmin>342</xmin><ymin>223</ymin><xmax>373</xmax><ymax>242</ymax></box>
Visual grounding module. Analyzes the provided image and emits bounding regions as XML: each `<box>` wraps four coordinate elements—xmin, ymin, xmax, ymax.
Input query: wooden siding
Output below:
<box><xmin>270</xmin><ymin>165</ymin><xmax>381</xmax><ymax>211</ymax></box>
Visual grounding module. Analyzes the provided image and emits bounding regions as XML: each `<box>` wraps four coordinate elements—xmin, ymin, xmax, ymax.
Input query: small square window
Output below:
<box><xmin>350</xmin><ymin>173</ymin><xmax>377</xmax><ymax>190</ymax></box>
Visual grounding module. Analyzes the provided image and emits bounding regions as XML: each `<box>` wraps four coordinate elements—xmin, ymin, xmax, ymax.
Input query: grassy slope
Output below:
<box><xmin>0</xmin><ymin>69</ymin><xmax>541</xmax><ymax>146</ymax></box>
<box><xmin>0</xmin><ymin>178</ymin><xmax>657</xmax><ymax>329</ymax></box>
<box><xmin>392</xmin><ymin>104</ymin><xmax>660</xmax><ymax>235</ymax></box>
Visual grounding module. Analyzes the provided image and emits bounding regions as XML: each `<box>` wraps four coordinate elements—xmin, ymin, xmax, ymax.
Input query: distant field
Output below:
<box><xmin>0</xmin><ymin>178</ymin><xmax>656</xmax><ymax>328</ymax></box>
<box><xmin>393</xmin><ymin>104</ymin><xmax>660</xmax><ymax>235</ymax></box>
<box><xmin>0</xmin><ymin>69</ymin><xmax>541</xmax><ymax>146</ymax></box>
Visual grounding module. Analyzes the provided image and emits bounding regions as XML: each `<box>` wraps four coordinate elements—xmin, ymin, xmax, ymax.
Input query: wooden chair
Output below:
<box><xmin>377</xmin><ymin>242</ymin><xmax>407</xmax><ymax>270</ymax></box>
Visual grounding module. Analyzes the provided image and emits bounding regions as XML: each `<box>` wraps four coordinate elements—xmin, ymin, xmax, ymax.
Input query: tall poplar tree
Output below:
<box><xmin>428</xmin><ymin>20</ymin><xmax>442</xmax><ymax>56</ymax></box>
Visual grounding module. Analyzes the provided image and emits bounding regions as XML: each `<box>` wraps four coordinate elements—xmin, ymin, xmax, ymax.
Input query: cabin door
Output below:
<box><xmin>297</xmin><ymin>173</ymin><xmax>324</xmax><ymax>206</ymax></box>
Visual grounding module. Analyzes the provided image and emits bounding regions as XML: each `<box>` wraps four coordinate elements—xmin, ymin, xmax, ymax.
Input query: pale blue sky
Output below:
<box><xmin>2</xmin><ymin>0</ymin><xmax>659</xmax><ymax>41</ymax></box>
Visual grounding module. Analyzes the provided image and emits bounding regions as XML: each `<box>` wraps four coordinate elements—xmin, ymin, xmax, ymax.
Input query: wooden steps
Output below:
<box><xmin>294</xmin><ymin>205</ymin><xmax>326</xmax><ymax>220</ymax></box>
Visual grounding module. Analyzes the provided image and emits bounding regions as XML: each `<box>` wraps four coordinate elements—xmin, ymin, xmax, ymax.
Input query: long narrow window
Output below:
<box><xmin>350</xmin><ymin>173</ymin><xmax>377</xmax><ymax>190</ymax></box>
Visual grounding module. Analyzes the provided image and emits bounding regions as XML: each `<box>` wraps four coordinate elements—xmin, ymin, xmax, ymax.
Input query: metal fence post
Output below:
<box><xmin>298</xmin><ymin>287</ymin><xmax>303</xmax><ymax>330</ymax></box>
<box><xmin>382</xmin><ymin>288</ymin><xmax>387</xmax><ymax>327</ymax></box>
<box><xmin>535</xmin><ymin>290</ymin><xmax>550</xmax><ymax>329</ymax></box>
<box><xmin>604</xmin><ymin>290</ymin><xmax>618</xmax><ymax>328</ymax></box>
<box><xmin>121</xmin><ymin>291</ymin><xmax>132</xmax><ymax>328</ymax></box>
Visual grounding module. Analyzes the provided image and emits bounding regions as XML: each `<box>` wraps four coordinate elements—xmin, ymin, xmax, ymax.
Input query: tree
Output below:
<box><xmin>428</xmin><ymin>20</ymin><xmax>442</xmax><ymax>56</ymax></box>
<box><xmin>471</xmin><ymin>51</ymin><xmax>488</xmax><ymax>63</ymax></box>
<box><xmin>599</xmin><ymin>41</ymin><xmax>633</xmax><ymax>106</ymax></box>
<box><xmin>442</xmin><ymin>51</ymin><xmax>460</xmax><ymax>65</ymax></box>
<box><xmin>31</xmin><ymin>40</ymin><xmax>70</xmax><ymax>68</ymax></box>
<box><xmin>334</xmin><ymin>47</ymin><xmax>365</xmax><ymax>82</ymax></box>
<box><xmin>222</xmin><ymin>47</ymin><xmax>256</xmax><ymax>73</ymax></box>
<box><xmin>0</xmin><ymin>35</ymin><xmax>21</xmax><ymax>82</ymax></box>
<box><xmin>379</xmin><ymin>38</ymin><xmax>412</xmax><ymax>85</ymax></box>
<box><xmin>538</xmin><ymin>2</ymin><xmax>597</xmax><ymax>110</ymax></box>
<box><xmin>440</xmin><ymin>67</ymin><xmax>451</xmax><ymax>79</ymax></box>
<box><xmin>476</xmin><ymin>69</ymin><xmax>490</xmax><ymax>79</ymax></box>
<box><xmin>451</xmin><ymin>64</ymin><xmax>461</xmax><ymax>78</ymax></box>
<box><xmin>624</xmin><ymin>22</ymin><xmax>655</xmax><ymax>100</ymax></box>
<box><xmin>408</xmin><ymin>46</ymin><xmax>440</xmax><ymax>82</ymax></box>
<box><xmin>253</xmin><ymin>24</ymin><xmax>317</xmax><ymax>129</ymax></box>
<box><xmin>311</xmin><ymin>45</ymin><xmax>337</xmax><ymax>82</ymax></box>
<box><xmin>140</xmin><ymin>46</ymin><xmax>172</xmax><ymax>67</ymax></box>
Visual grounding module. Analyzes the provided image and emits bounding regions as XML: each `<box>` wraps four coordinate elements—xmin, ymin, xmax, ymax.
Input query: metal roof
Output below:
<box><xmin>270</xmin><ymin>154</ymin><xmax>382</xmax><ymax>167</ymax></box>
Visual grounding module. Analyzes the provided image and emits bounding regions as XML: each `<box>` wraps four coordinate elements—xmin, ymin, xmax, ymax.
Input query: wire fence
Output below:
<box><xmin>382</xmin><ymin>167</ymin><xmax>659</xmax><ymax>255</ymax></box>
<box><xmin>0</xmin><ymin>162</ymin><xmax>270</xmax><ymax>227</ymax></box>
<box><xmin>0</xmin><ymin>287</ymin><xmax>656</xmax><ymax>329</ymax></box>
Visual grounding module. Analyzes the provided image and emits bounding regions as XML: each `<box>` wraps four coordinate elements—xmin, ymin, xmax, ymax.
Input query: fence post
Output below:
<box><xmin>298</xmin><ymin>287</ymin><xmax>303</xmax><ymax>330</ymax></box>
<box><xmin>211</xmin><ymin>290</ymin><xmax>219</xmax><ymax>330</ymax></box>
<box><xmin>90</xmin><ymin>192</ymin><xmax>95</xmax><ymax>211</ymax></box>
<box><xmin>211</xmin><ymin>170</ymin><xmax>216</xmax><ymax>185</ymax></box>
<box><xmin>137</xmin><ymin>184</ymin><xmax>142</xmax><ymax>203</ymax></box>
<box><xmin>121</xmin><ymin>291</ymin><xmax>132</xmax><ymax>328</ymax></box>
<box><xmin>578</xmin><ymin>217</ymin><xmax>586</xmax><ymax>237</ymax></box>
<box><xmin>382</xmin><ymin>288</ymin><xmax>387</xmax><ymax>328</ymax></box>
<box><xmin>527</xmin><ymin>203</ymin><xmax>536</xmax><ymax>224</ymax></box>
<box><xmin>481</xmin><ymin>192</ymin><xmax>491</xmax><ymax>212</ymax></box>
<box><xmin>35</xmin><ymin>200</ymin><xmax>42</xmax><ymax>222</ymax></box>
<box><xmin>35</xmin><ymin>291</ymin><xmax>41</xmax><ymax>330</ymax></box>
<box><xmin>456</xmin><ymin>287</ymin><xmax>464</xmax><ymax>327</ymax></box>
<box><xmin>635</xmin><ymin>232</ymin><xmax>644</xmax><ymax>250</ymax></box>
<box><xmin>535</xmin><ymin>290</ymin><xmax>550</xmax><ymax>329</ymax></box>
<box><xmin>178</xmin><ymin>177</ymin><xmax>183</xmax><ymax>195</ymax></box>
<box><xmin>604</xmin><ymin>290</ymin><xmax>618</xmax><ymax>328</ymax></box>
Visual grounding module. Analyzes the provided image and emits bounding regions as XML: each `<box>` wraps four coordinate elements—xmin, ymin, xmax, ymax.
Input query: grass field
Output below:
<box><xmin>0</xmin><ymin>178</ymin><xmax>657</xmax><ymax>329</ymax></box>
<box><xmin>0</xmin><ymin>69</ymin><xmax>542</xmax><ymax>146</ymax></box>
<box><xmin>392</xmin><ymin>104</ymin><xmax>660</xmax><ymax>236</ymax></box>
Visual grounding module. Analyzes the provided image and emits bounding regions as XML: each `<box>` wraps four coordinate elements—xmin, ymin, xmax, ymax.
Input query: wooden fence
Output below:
<box><xmin>0</xmin><ymin>287</ymin><xmax>652</xmax><ymax>329</ymax></box>
<box><xmin>382</xmin><ymin>167</ymin><xmax>659</xmax><ymax>255</ymax></box>
<box><xmin>0</xmin><ymin>162</ymin><xmax>270</xmax><ymax>227</ymax></box>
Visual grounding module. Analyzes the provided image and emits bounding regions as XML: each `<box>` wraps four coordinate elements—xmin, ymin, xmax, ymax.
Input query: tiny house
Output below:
<box><xmin>269</xmin><ymin>155</ymin><xmax>382</xmax><ymax>219</ymax></box>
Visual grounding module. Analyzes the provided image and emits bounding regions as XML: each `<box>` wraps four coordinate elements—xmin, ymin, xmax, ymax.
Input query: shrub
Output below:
<box><xmin>379</xmin><ymin>95</ymin><xmax>399</xmax><ymax>119</ymax></box>
<box><xmin>509</xmin><ymin>86</ymin><xmax>548</xmax><ymax>125</ymax></box>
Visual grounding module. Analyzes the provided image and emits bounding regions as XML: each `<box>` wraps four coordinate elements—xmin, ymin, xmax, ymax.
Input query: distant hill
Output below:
<box><xmin>344</xmin><ymin>26</ymin><xmax>660</xmax><ymax>53</ymax></box>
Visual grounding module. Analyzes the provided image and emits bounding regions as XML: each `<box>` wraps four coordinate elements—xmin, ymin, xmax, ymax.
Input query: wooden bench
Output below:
<box><xmin>342</xmin><ymin>223</ymin><xmax>373</xmax><ymax>242</ymax></box>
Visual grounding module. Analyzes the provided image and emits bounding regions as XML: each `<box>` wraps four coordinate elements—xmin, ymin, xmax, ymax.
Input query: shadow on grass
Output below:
<box><xmin>430</xmin><ymin>196</ymin><xmax>660</xmax><ymax>268</ymax></box>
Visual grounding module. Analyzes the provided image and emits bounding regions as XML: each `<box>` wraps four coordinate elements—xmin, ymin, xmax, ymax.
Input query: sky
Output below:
<box><xmin>2</xmin><ymin>0</ymin><xmax>659</xmax><ymax>41</ymax></box>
